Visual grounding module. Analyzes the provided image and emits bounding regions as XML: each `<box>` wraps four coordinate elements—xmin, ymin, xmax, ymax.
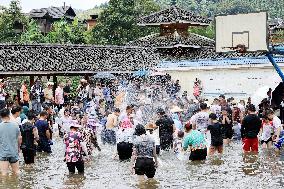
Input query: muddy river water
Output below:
<box><xmin>1</xmin><ymin>137</ymin><xmax>284</xmax><ymax>189</ymax></box>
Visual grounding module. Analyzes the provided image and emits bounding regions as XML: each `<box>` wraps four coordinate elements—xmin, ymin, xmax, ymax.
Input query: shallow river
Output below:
<box><xmin>1</xmin><ymin>137</ymin><xmax>284</xmax><ymax>189</ymax></box>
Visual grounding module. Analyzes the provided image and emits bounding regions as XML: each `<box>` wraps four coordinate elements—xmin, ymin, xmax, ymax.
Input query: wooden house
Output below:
<box><xmin>29</xmin><ymin>6</ymin><xmax>76</xmax><ymax>34</ymax></box>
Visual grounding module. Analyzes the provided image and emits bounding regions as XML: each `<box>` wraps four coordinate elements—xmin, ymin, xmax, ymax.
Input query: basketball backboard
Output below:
<box><xmin>215</xmin><ymin>12</ymin><xmax>269</xmax><ymax>53</ymax></box>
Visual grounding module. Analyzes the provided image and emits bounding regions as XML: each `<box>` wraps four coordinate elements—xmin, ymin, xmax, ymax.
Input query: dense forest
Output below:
<box><xmin>0</xmin><ymin>0</ymin><xmax>283</xmax><ymax>45</ymax></box>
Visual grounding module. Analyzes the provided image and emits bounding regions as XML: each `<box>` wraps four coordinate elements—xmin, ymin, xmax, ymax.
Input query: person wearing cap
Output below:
<box><xmin>64</xmin><ymin>124</ymin><xmax>89</xmax><ymax>174</ymax></box>
<box><xmin>20</xmin><ymin>80</ymin><xmax>30</xmax><ymax>108</ymax></box>
<box><xmin>171</xmin><ymin>106</ymin><xmax>183</xmax><ymax>132</ymax></box>
<box><xmin>241</xmin><ymin>104</ymin><xmax>262</xmax><ymax>153</ymax></box>
<box><xmin>155</xmin><ymin>108</ymin><xmax>175</xmax><ymax>150</ymax></box>
<box><xmin>20</xmin><ymin>111</ymin><xmax>39</xmax><ymax>165</ymax></box>
<box><xmin>145</xmin><ymin>123</ymin><xmax>160</xmax><ymax>155</ymax></box>
<box><xmin>31</xmin><ymin>78</ymin><xmax>44</xmax><ymax>114</ymax></box>
<box><xmin>44</xmin><ymin>82</ymin><xmax>54</xmax><ymax>106</ymax></box>
<box><xmin>131</xmin><ymin>124</ymin><xmax>158</xmax><ymax>180</ymax></box>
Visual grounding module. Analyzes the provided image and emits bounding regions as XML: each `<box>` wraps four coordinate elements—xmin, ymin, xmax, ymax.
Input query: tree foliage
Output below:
<box><xmin>0</xmin><ymin>0</ymin><xmax>28</xmax><ymax>43</ymax></box>
<box><xmin>90</xmin><ymin>0</ymin><xmax>160</xmax><ymax>45</ymax></box>
<box><xmin>44</xmin><ymin>18</ymin><xmax>86</xmax><ymax>44</ymax></box>
<box><xmin>20</xmin><ymin>19</ymin><xmax>44</xmax><ymax>43</ymax></box>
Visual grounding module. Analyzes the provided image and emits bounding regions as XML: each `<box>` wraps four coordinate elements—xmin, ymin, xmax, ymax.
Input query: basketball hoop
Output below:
<box><xmin>235</xmin><ymin>44</ymin><xmax>247</xmax><ymax>53</ymax></box>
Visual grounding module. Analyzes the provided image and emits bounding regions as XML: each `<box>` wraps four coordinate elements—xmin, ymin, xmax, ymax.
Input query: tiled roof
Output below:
<box><xmin>127</xmin><ymin>33</ymin><xmax>214</xmax><ymax>48</ymax></box>
<box><xmin>138</xmin><ymin>6</ymin><xmax>211</xmax><ymax>26</ymax></box>
<box><xmin>0</xmin><ymin>44</ymin><xmax>159</xmax><ymax>74</ymax></box>
<box><xmin>29</xmin><ymin>6</ymin><xmax>76</xmax><ymax>20</ymax></box>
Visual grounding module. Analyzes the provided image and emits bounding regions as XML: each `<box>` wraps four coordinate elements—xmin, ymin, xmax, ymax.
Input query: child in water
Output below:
<box><xmin>173</xmin><ymin>131</ymin><xmax>185</xmax><ymax>160</ymax></box>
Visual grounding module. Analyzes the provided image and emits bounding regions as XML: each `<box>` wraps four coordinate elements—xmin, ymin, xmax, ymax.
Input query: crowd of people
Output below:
<box><xmin>0</xmin><ymin>76</ymin><xmax>283</xmax><ymax>182</ymax></box>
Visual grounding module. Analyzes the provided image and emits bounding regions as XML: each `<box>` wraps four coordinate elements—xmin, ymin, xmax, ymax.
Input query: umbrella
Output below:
<box><xmin>94</xmin><ymin>72</ymin><xmax>116</xmax><ymax>79</ymax></box>
<box><xmin>133</xmin><ymin>70</ymin><xmax>150</xmax><ymax>77</ymax></box>
<box><xmin>251</xmin><ymin>86</ymin><xmax>270</xmax><ymax>107</ymax></box>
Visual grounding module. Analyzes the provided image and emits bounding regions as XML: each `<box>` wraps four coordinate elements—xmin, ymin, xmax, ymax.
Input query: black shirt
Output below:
<box><xmin>219</xmin><ymin>116</ymin><xmax>233</xmax><ymax>130</ymax></box>
<box><xmin>156</xmin><ymin>115</ymin><xmax>174</xmax><ymax>138</ymax></box>
<box><xmin>241</xmin><ymin>114</ymin><xmax>261</xmax><ymax>138</ymax></box>
<box><xmin>207</xmin><ymin>122</ymin><xmax>223</xmax><ymax>146</ymax></box>
<box><xmin>63</xmin><ymin>85</ymin><xmax>71</xmax><ymax>102</ymax></box>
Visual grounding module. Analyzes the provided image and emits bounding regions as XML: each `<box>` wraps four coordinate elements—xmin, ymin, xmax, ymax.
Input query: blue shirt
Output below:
<box><xmin>183</xmin><ymin>130</ymin><xmax>206</xmax><ymax>150</ymax></box>
<box><xmin>35</xmin><ymin>120</ymin><xmax>49</xmax><ymax>140</ymax></box>
<box><xmin>0</xmin><ymin>121</ymin><xmax>20</xmax><ymax>158</ymax></box>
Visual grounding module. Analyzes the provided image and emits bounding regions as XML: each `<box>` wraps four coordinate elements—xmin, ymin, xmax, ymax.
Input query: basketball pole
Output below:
<box><xmin>266</xmin><ymin>53</ymin><xmax>284</xmax><ymax>82</ymax></box>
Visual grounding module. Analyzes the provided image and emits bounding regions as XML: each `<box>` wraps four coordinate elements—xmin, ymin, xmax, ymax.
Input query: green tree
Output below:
<box><xmin>90</xmin><ymin>0</ymin><xmax>160</xmax><ymax>45</ymax></box>
<box><xmin>44</xmin><ymin>18</ymin><xmax>86</xmax><ymax>44</ymax></box>
<box><xmin>0</xmin><ymin>0</ymin><xmax>28</xmax><ymax>43</ymax></box>
<box><xmin>20</xmin><ymin>19</ymin><xmax>44</xmax><ymax>43</ymax></box>
<box><xmin>190</xmin><ymin>25</ymin><xmax>214</xmax><ymax>39</ymax></box>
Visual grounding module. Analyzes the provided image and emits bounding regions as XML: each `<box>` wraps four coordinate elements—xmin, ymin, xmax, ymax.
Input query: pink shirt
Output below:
<box><xmin>55</xmin><ymin>87</ymin><xmax>64</xmax><ymax>105</ymax></box>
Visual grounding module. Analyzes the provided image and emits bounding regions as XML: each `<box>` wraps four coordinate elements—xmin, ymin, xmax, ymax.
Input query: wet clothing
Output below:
<box><xmin>220</xmin><ymin>116</ymin><xmax>233</xmax><ymax>139</ymax></box>
<box><xmin>134</xmin><ymin>157</ymin><xmax>156</xmax><ymax>178</ymax></box>
<box><xmin>35</xmin><ymin>120</ymin><xmax>51</xmax><ymax>153</ymax></box>
<box><xmin>207</xmin><ymin>123</ymin><xmax>223</xmax><ymax>147</ymax></box>
<box><xmin>183</xmin><ymin>130</ymin><xmax>207</xmax><ymax>150</ymax></box>
<box><xmin>0</xmin><ymin>121</ymin><xmax>20</xmax><ymax>161</ymax></box>
<box><xmin>156</xmin><ymin>115</ymin><xmax>174</xmax><ymax>150</ymax></box>
<box><xmin>117</xmin><ymin>142</ymin><xmax>133</xmax><ymax>160</ymax></box>
<box><xmin>242</xmin><ymin>138</ymin><xmax>259</xmax><ymax>152</ymax></box>
<box><xmin>80</xmin><ymin>127</ymin><xmax>100</xmax><ymax>155</ymax></box>
<box><xmin>67</xmin><ymin>161</ymin><xmax>84</xmax><ymax>174</ymax></box>
<box><xmin>241</xmin><ymin>114</ymin><xmax>262</xmax><ymax>139</ymax></box>
<box><xmin>20</xmin><ymin>122</ymin><xmax>37</xmax><ymax>164</ymax></box>
<box><xmin>261</xmin><ymin>122</ymin><xmax>273</xmax><ymax>142</ymax></box>
<box><xmin>190</xmin><ymin>111</ymin><xmax>209</xmax><ymax>132</ymax></box>
<box><xmin>189</xmin><ymin>148</ymin><xmax>207</xmax><ymax>161</ymax></box>
<box><xmin>133</xmin><ymin>134</ymin><xmax>156</xmax><ymax>178</ymax></box>
<box><xmin>64</xmin><ymin>131</ymin><xmax>83</xmax><ymax>163</ymax></box>
<box><xmin>102</xmin><ymin>129</ymin><xmax>116</xmax><ymax>145</ymax></box>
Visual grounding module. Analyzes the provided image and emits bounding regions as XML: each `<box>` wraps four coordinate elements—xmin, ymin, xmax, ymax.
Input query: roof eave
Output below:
<box><xmin>138</xmin><ymin>21</ymin><xmax>210</xmax><ymax>26</ymax></box>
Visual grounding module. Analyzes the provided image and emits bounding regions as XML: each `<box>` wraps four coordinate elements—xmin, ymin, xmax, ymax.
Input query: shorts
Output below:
<box><xmin>66</xmin><ymin>161</ymin><xmax>84</xmax><ymax>174</ymax></box>
<box><xmin>135</xmin><ymin>157</ymin><xmax>156</xmax><ymax>178</ymax></box>
<box><xmin>0</xmin><ymin>156</ymin><xmax>19</xmax><ymax>163</ymax></box>
<box><xmin>242</xmin><ymin>137</ymin><xmax>258</xmax><ymax>152</ymax></box>
<box><xmin>261</xmin><ymin>137</ymin><xmax>272</xmax><ymax>145</ymax></box>
<box><xmin>117</xmin><ymin>142</ymin><xmax>133</xmax><ymax>161</ymax></box>
<box><xmin>222</xmin><ymin>128</ymin><xmax>233</xmax><ymax>139</ymax></box>
<box><xmin>189</xmin><ymin>148</ymin><xmax>207</xmax><ymax>161</ymax></box>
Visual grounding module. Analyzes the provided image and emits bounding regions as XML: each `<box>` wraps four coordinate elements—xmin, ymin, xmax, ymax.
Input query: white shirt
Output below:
<box><xmin>210</xmin><ymin>105</ymin><xmax>221</xmax><ymax>116</ymax></box>
<box><xmin>261</xmin><ymin>122</ymin><xmax>273</xmax><ymax>141</ymax></box>
<box><xmin>60</xmin><ymin>116</ymin><xmax>72</xmax><ymax>133</ymax></box>
<box><xmin>146</xmin><ymin>130</ymin><xmax>160</xmax><ymax>145</ymax></box>
<box><xmin>273</xmin><ymin>116</ymin><xmax>282</xmax><ymax>133</ymax></box>
<box><xmin>116</xmin><ymin>128</ymin><xmax>134</xmax><ymax>144</ymax></box>
<box><xmin>190</xmin><ymin>111</ymin><xmax>209</xmax><ymax>132</ymax></box>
